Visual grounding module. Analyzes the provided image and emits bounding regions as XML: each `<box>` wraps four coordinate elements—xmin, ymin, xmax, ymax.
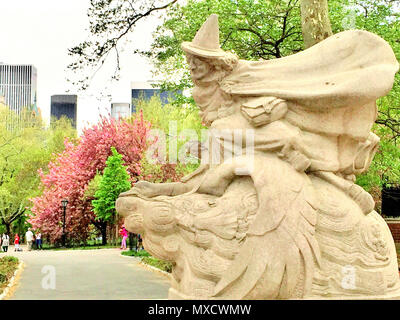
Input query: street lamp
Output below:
<box><xmin>61</xmin><ymin>199</ymin><xmax>68</xmax><ymax>247</ymax></box>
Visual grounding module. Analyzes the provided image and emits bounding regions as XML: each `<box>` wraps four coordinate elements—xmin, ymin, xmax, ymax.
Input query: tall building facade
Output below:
<box><xmin>111</xmin><ymin>102</ymin><xmax>131</xmax><ymax>119</ymax></box>
<box><xmin>51</xmin><ymin>94</ymin><xmax>78</xmax><ymax>128</ymax></box>
<box><xmin>0</xmin><ymin>64</ymin><xmax>38</xmax><ymax>115</ymax></box>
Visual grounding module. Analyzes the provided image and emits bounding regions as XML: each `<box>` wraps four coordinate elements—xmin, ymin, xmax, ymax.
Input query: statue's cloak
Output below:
<box><xmin>220</xmin><ymin>30</ymin><xmax>399</xmax><ymax>109</ymax></box>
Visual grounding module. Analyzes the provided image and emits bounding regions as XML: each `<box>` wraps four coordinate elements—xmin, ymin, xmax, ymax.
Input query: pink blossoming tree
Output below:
<box><xmin>30</xmin><ymin>114</ymin><xmax>150</xmax><ymax>243</ymax></box>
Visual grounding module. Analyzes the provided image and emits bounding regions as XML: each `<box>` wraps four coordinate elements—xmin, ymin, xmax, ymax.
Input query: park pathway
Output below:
<box><xmin>3</xmin><ymin>248</ymin><xmax>170</xmax><ymax>300</ymax></box>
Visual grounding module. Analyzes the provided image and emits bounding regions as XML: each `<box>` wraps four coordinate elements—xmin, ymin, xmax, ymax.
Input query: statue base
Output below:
<box><xmin>169</xmin><ymin>287</ymin><xmax>400</xmax><ymax>300</ymax></box>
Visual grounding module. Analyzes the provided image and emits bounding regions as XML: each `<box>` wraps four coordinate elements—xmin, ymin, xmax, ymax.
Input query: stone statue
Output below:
<box><xmin>116</xmin><ymin>14</ymin><xmax>400</xmax><ymax>299</ymax></box>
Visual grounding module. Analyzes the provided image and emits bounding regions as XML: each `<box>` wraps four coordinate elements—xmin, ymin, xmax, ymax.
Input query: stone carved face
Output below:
<box><xmin>186</xmin><ymin>54</ymin><xmax>213</xmax><ymax>81</ymax></box>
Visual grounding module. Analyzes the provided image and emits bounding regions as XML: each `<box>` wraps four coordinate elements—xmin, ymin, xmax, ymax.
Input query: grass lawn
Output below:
<box><xmin>141</xmin><ymin>256</ymin><xmax>173</xmax><ymax>273</ymax></box>
<box><xmin>40</xmin><ymin>240</ymin><xmax>120</xmax><ymax>251</ymax></box>
<box><xmin>121</xmin><ymin>250</ymin><xmax>173</xmax><ymax>273</ymax></box>
<box><xmin>121</xmin><ymin>250</ymin><xmax>150</xmax><ymax>257</ymax></box>
<box><xmin>0</xmin><ymin>256</ymin><xmax>19</xmax><ymax>295</ymax></box>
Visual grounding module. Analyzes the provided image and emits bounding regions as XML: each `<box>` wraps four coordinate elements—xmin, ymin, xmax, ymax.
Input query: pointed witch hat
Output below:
<box><xmin>181</xmin><ymin>14</ymin><xmax>226</xmax><ymax>58</ymax></box>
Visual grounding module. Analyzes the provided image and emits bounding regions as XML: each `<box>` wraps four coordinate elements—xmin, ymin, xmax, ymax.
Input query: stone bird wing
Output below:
<box><xmin>213</xmin><ymin>155</ymin><xmax>321</xmax><ymax>299</ymax></box>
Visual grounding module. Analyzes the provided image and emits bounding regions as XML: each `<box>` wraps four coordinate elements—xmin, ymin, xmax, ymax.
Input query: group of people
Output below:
<box><xmin>0</xmin><ymin>229</ymin><xmax>42</xmax><ymax>252</ymax></box>
<box><xmin>119</xmin><ymin>225</ymin><xmax>142</xmax><ymax>251</ymax></box>
<box><xmin>24</xmin><ymin>229</ymin><xmax>42</xmax><ymax>251</ymax></box>
<box><xmin>2</xmin><ymin>226</ymin><xmax>135</xmax><ymax>252</ymax></box>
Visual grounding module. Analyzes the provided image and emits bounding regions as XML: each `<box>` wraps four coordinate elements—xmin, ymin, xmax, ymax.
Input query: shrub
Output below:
<box><xmin>0</xmin><ymin>272</ymin><xmax>6</xmax><ymax>284</ymax></box>
<box><xmin>1</xmin><ymin>256</ymin><xmax>18</xmax><ymax>263</ymax></box>
<box><xmin>142</xmin><ymin>256</ymin><xmax>173</xmax><ymax>273</ymax></box>
<box><xmin>0</xmin><ymin>256</ymin><xmax>19</xmax><ymax>292</ymax></box>
<box><xmin>121</xmin><ymin>250</ymin><xmax>150</xmax><ymax>257</ymax></box>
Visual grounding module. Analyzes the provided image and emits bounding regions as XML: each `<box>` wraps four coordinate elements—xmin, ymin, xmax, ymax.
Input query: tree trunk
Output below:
<box><xmin>92</xmin><ymin>220</ymin><xmax>108</xmax><ymax>245</ymax></box>
<box><xmin>4</xmin><ymin>222</ymin><xmax>10</xmax><ymax>235</ymax></box>
<box><xmin>101</xmin><ymin>223</ymin><xmax>107</xmax><ymax>245</ymax></box>
<box><xmin>300</xmin><ymin>0</ymin><xmax>333</xmax><ymax>48</ymax></box>
<box><xmin>108</xmin><ymin>224</ymin><xmax>116</xmax><ymax>246</ymax></box>
<box><xmin>115</xmin><ymin>224</ymin><xmax>119</xmax><ymax>246</ymax></box>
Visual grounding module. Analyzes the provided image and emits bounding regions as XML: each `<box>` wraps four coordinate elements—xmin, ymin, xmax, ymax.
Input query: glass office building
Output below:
<box><xmin>51</xmin><ymin>94</ymin><xmax>78</xmax><ymax>128</ymax></box>
<box><xmin>0</xmin><ymin>64</ymin><xmax>38</xmax><ymax>115</ymax></box>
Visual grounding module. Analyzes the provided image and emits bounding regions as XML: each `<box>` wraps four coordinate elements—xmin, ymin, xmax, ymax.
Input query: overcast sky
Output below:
<box><xmin>0</xmin><ymin>0</ymin><xmax>160</xmax><ymax>132</ymax></box>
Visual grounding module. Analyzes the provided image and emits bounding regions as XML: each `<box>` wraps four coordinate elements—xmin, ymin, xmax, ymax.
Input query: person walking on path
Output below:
<box><xmin>35</xmin><ymin>232</ymin><xmax>42</xmax><ymax>250</ymax></box>
<box><xmin>14</xmin><ymin>233</ymin><xmax>20</xmax><ymax>251</ymax></box>
<box><xmin>2</xmin><ymin>234</ymin><xmax>9</xmax><ymax>252</ymax></box>
<box><xmin>25</xmin><ymin>229</ymin><xmax>34</xmax><ymax>251</ymax></box>
<box><xmin>119</xmin><ymin>226</ymin><xmax>128</xmax><ymax>250</ymax></box>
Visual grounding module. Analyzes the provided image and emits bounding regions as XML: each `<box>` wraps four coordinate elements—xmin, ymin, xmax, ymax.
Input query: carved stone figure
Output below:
<box><xmin>116</xmin><ymin>14</ymin><xmax>400</xmax><ymax>299</ymax></box>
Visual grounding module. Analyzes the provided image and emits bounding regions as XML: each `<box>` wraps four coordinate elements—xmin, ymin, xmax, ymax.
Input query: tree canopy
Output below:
<box><xmin>92</xmin><ymin>147</ymin><xmax>131</xmax><ymax>224</ymax></box>
<box><xmin>30</xmin><ymin>114</ymin><xmax>150</xmax><ymax>242</ymax></box>
<box><xmin>0</xmin><ymin>107</ymin><xmax>76</xmax><ymax>235</ymax></box>
<box><xmin>67</xmin><ymin>0</ymin><xmax>400</xmax><ymax>207</ymax></box>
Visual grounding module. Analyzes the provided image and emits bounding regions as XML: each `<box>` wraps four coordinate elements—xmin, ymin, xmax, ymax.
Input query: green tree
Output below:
<box><xmin>134</xmin><ymin>96</ymin><xmax>205</xmax><ymax>181</ymax></box>
<box><xmin>83</xmin><ymin>173</ymin><xmax>109</xmax><ymax>244</ymax></box>
<box><xmin>92</xmin><ymin>147</ymin><xmax>131</xmax><ymax>244</ymax></box>
<box><xmin>69</xmin><ymin>0</ymin><xmax>400</xmax><ymax>209</ymax></box>
<box><xmin>0</xmin><ymin>106</ymin><xmax>76</xmax><ymax>234</ymax></box>
<box><xmin>67</xmin><ymin>0</ymin><xmax>178</xmax><ymax>90</ymax></box>
<box><xmin>149</xmin><ymin>0</ymin><xmax>400</xmax><ymax>202</ymax></box>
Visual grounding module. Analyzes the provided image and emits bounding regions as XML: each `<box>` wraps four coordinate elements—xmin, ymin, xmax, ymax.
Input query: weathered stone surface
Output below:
<box><xmin>116</xmin><ymin>14</ymin><xmax>400</xmax><ymax>299</ymax></box>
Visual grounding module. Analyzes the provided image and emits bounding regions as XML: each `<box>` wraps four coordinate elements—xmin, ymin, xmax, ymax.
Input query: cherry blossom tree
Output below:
<box><xmin>30</xmin><ymin>114</ymin><xmax>150</xmax><ymax>243</ymax></box>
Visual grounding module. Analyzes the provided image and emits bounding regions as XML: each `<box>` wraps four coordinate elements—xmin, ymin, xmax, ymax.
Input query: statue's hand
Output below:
<box><xmin>119</xmin><ymin>181</ymin><xmax>161</xmax><ymax>198</ymax></box>
<box><xmin>198</xmin><ymin>163</ymin><xmax>237</xmax><ymax>196</ymax></box>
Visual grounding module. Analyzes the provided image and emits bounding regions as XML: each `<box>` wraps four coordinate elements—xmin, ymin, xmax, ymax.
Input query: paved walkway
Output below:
<box><xmin>2</xmin><ymin>247</ymin><xmax>170</xmax><ymax>300</ymax></box>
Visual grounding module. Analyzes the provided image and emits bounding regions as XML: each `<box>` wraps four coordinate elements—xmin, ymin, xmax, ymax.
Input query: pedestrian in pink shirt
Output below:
<box><xmin>119</xmin><ymin>225</ymin><xmax>128</xmax><ymax>250</ymax></box>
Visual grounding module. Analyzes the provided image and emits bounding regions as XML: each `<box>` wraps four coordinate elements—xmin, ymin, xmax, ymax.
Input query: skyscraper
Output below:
<box><xmin>0</xmin><ymin>64</ymin><xmax>38</xmax><ymax>115</ymax></box>
<box><xmin>51</xmin><ymin>94</ymin><xmax>78</xmax><ymax>128</ymax></box>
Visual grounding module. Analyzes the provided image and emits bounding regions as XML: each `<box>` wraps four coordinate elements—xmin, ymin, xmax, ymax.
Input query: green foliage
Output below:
<box><xmin>357</xmin><ymin>124</ymin><xmax>400</xmax><ymax>191</ymax></box>
<box><xmin>330</xmin><ymin>0</ymin><xmax>400</xmax><ymax>192</ymax></box>
<box><xmin>0</xmin><ymin>107</ymin><xmax>76</xmax><ymax>233</ymax></box>
<box><xmin>83</xmin><ymin>173</ymin><xmax>102</xmax><ymax>201</ymax></box>
<box><xmin>40</xmin><ymin>243</ymin><xmax>119</xmax><ymax>251</ymax></box>
<box><xmin>47</xmin><ymin>116</ymin><xmax>78</xmax><ymax>156</ymax></box>
<box><xmin>1</xmin><ymin>256</ymin><xmax>18</xmax><ymax>263</ymax></box>
<box><xmin>149</xmin><ymin>0</ymin><xmax>303</xmax><ymax>97</ymax></box>
<box><xmin>141</xmin><ymin>256</ymin><xmax>173</xmax><ymax>273</ymax></box>
<box><xmin>0</xmin><ymin>256</ymin><xmax>19</xmax><ymax>292</ymax></box>
<box><xmin>121</xmin><ymin>247</ymin><xmax>172</xmax><ymax>272</ymax></box>
<box><xmin>135</xmin><ymin>96</ymin><xmax>205</xmax><ymax>180</ymax></box>
<box><xmin>149</xmin><ymin>0</ymin><xmax>400</xmax><ymax>196</ymax></box>
<box><xmin>121</xmin><ymin>250</ymin><xmax>150</xmax><ymax>257</ymax></box>
<box><xmin>92</xmin><ymin>147</ymin><xmax>131</xmax><ymax>223</ymax></box>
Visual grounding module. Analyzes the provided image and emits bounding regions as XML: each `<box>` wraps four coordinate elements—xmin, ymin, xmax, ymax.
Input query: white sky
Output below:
<box><xmin>0</xmin><ymin>0</ymin><xmax>162</xmax><ymax>133</ymax></box>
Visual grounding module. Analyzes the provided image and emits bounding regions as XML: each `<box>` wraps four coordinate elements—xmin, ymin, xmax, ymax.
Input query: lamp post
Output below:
<box><xmin>61</xmin><ymin>199</ymin><xmax>68</xmax><ymax>247</ymax></box>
